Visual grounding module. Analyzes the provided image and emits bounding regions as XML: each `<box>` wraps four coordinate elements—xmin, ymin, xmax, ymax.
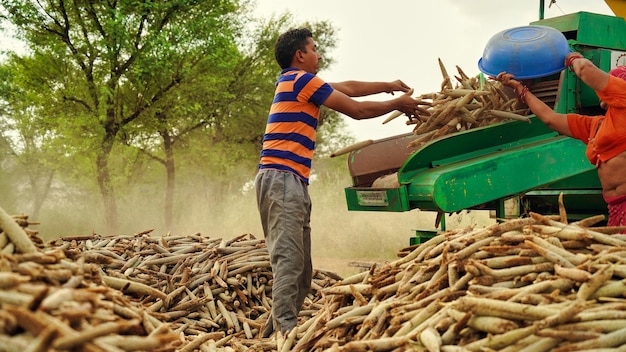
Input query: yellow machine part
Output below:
<box><xmin>606</xmin><ymin>0</ymin><xmax>626</xmax><ymax>18</ymax></box>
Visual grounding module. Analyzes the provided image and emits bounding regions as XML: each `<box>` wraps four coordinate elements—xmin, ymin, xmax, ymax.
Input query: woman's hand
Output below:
<box><xmin>492</xmin><ymin>72</ymin><xmax>521</xmax><ymax>90</ymax></box>
<box><xmin>565</xmin><ymin>52</ymin><xmax>584</xmax><ymax>69</ymax></box>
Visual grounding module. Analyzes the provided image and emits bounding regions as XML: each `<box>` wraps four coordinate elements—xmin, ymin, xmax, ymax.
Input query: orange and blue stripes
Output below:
<box><xmin>259</xmin><ymin>69</ymin><xmax>333</xmax><ymax>183</ymax></box>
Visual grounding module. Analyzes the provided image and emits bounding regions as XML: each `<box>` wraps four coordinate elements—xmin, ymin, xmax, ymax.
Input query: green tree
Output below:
<box><xmin>0</xmin><ymin>2</ymin><xmax>354</xmax><ymax>236</ymax></box>
<box><xmin>0</xmin><ymin>0</ymin><xmax>244</xmax><ymax>234</ymax></box>
<box><xmin>0</xmin><ymin>57</ymin><xmax>63</xmax><ymax>219</ymax></box>
<box><xmin>124</xmin><ymin>13</ymin><xmax>344</xmax><ymax>232</ymax></box>
<box><xmin>117</xmin><ymin>7</ymin><xmax>245</xmax><ymax>232</ymax></box>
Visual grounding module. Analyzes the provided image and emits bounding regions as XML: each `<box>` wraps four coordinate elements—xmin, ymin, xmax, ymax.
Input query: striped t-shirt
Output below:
<box><xmin>258</xmin><ymin>68</ymin><xmax>334</xmax><ymax>183</ymax></box>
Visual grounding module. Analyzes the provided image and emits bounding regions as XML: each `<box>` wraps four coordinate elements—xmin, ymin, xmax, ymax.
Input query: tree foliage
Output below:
<box><xmin>0</xmin><ymin>1</ymin><xmax>349</xmax><ymax>237</ymax></box>
<box><xmin>0</xmin><ymin>0</ymin><xmax>245</xmax><ymax>234</ymax></box>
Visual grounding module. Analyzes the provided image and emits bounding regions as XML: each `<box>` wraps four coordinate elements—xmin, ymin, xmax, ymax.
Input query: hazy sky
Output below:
<box><xmin>253</xmin><ymin>0</ymin><xmax>615</xmax><ymax>141</ymax></box>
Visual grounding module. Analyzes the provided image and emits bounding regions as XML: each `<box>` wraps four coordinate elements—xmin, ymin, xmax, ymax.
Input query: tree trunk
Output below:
<box><xmin>29</xmin><ymin>170</ymin><xmax>54</xmax><ymax>221</ymax></box>
<box><xmin>164</xmin><ymin>160</ymin><xmax>175</xmax><ymax>232</ymax></box>
<box><xmin>96</xmin><ymin>131</ymin><xmax>119</xmax><ymax>235</ymax></box>
<box><xmin>163</xmin><ymin>131</ymin><xmax>175</xmax><ymax>232</ymax></box>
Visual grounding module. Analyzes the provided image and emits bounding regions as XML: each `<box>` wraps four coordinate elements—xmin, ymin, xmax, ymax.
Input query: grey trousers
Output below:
<box><xmin>255</xmin><ymin>169</ymin><xmax>312</xmax><ymax>334</ymax></box>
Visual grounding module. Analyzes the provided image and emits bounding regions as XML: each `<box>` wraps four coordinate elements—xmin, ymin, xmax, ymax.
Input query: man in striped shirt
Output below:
<box><xmin>255</xmin><ymin>27</ymin><xmax>424</xmax><ymax>337</ymax></box>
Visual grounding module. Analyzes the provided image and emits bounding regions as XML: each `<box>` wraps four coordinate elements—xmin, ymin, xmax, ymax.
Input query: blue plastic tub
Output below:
<box><xmin>478</xmin><ymin>25</ymin><xmax>570</xmax><ymax>79</ymax></box>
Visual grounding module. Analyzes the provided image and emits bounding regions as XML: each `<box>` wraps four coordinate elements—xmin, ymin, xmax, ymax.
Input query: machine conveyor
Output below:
<box><xmin>344</xmin><ymin>117</ymin><xmax>599</xmax><ymax>219</ymax></box>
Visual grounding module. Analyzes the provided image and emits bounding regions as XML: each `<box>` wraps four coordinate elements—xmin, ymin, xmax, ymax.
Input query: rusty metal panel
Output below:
<box><xmin>347</xmin><ymin>133</ymin><xmax>420</xmax><ymax>187</ymax></box>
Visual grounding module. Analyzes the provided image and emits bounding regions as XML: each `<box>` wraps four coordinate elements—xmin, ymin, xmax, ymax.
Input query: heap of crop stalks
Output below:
<box><xmin>383</xmin><ymin>58</ymin><xmax>531</xmax><ymax>149</ymax></box>
<box><xmin>329</xmin><ymin>59</ymin><xmax>534</xmax><ymax>159</ymax></box>
<box><xmin>0</xmin><ymin>205</ymin><xmax>339</xmax><ymax>351</ymax></box>
<box><xmin>2</xmin><ymin>200</ymin><xmax>626</xmax><ymax>351</ymax></box>
<box><xmin>292</xmin><ymin>205</ymin><xmax>626</xmax><ymax>351</ymax></box>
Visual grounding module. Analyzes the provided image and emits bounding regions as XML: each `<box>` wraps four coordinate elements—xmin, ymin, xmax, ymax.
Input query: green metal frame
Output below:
<box><xmin>531</xmin><ymin>12</ymin><xmax>626</xmax><ymax>51</ymax></box>
<box><xmin>345</xmin><ymin>117</ymin><xmax>595</xmax><ymax>213</ymax></box>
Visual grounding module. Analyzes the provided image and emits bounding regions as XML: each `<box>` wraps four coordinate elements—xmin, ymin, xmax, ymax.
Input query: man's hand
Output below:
<box><xmin>395</xmin><ymin>88</ymin><xmax>433</xmax><ymax>118</ymax></box>
<box><xmin>385</xmin><ymin>80</ymin><xmax>411</xmax><ymax>95</ymax></box>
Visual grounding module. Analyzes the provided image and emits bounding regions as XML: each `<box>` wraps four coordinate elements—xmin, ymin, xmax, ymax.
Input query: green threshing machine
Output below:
<box><xmin>342</xmin><ymin>10</ymin><xmax>626</xmax><ymax>241</ymax></box>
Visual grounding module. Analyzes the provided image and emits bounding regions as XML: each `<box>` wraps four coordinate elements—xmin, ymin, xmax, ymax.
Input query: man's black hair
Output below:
<box><xmin>274</xmin><ymin>28</ymin><xmax>313</xmax><ymax>69</ymax></box>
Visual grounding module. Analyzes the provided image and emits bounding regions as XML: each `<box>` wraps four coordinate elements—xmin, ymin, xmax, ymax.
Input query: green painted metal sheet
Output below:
<box><xmin>404</xmin><ymin>136</ymin><xmax>595</xmax><ymax>212</ymax></box>
<box><xmin>345</xmin><ymin>186</ymin><xmax>410</xmax><ymax>212</ymax></box>
<box><xmin>346</xmin><ymin>116</ymin><xmax>599</xmax><ymax>213</ymax></box>
<box><xmin>532</xmin><ymin>12</ymin><xmax>626</xmax><ymax>50</ymax></box>
<box><xmin>398</xmin><ymin>117</ymin><xmax>556</xmax><ymax>185</ymax></box>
